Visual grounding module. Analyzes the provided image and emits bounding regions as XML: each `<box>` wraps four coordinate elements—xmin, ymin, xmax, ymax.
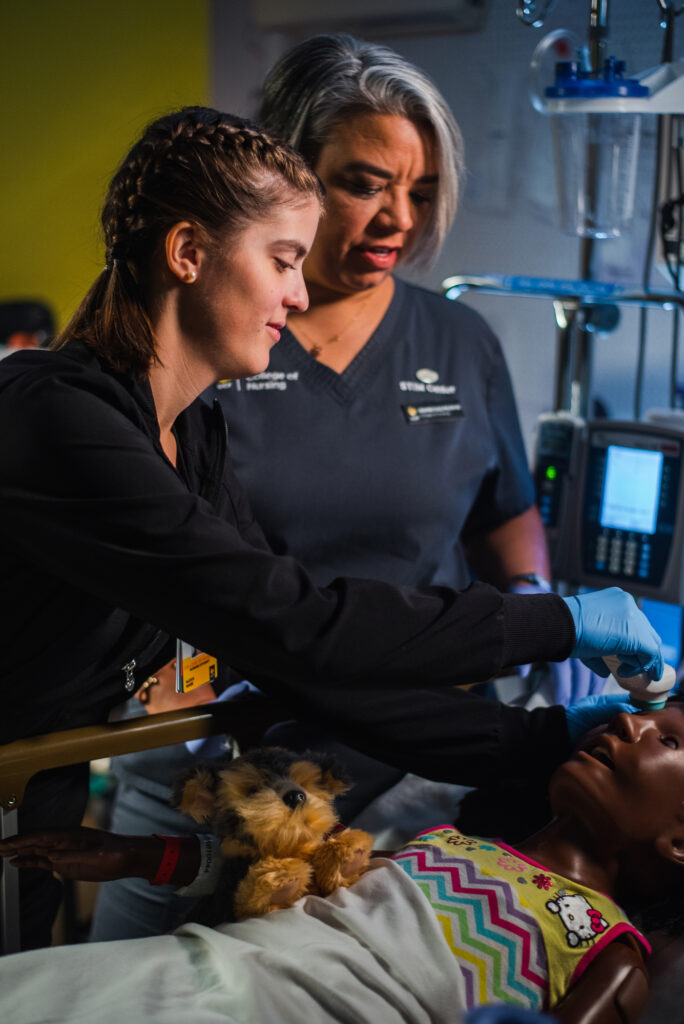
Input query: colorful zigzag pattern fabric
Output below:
<box><xmin>392</xmin><ymin>834</ymin><xmax>548</xmax><ymax>1010</ymax></box>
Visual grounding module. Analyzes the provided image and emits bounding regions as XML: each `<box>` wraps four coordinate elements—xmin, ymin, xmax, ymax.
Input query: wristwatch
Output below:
<box><xmin>508</xmin><ymin>572</ymin><xmax>552</xmax><ymax>592</ymax></box>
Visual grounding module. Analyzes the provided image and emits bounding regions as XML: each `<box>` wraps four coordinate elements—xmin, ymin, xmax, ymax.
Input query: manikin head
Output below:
<box><xmin>550</xmin><ymin>698</ymin><xmax>684</xmax><ymax>931</ymax></box>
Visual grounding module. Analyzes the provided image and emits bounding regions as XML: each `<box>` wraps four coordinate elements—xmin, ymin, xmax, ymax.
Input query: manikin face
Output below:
<box><xmin>188</xmin><ymin>197</ymin><xmax>321</xmax><ymax>380</ymax></box>
<box><xmin>550</xmin><ymin>703</ymin><xmax>684</xmax><ymax>851</ymax></box>
<box><xmin>303</xmin><ymin>112</ymin><xmax>438</xmax><ymax>296</ymax></box>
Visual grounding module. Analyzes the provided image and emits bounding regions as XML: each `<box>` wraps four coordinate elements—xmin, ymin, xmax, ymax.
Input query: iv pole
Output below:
<box><xmin>571</xmin><ymin>0</ymin><xmax>610</xmax><ymax>418</ymax></box>
<box><xmin>444</xmin><ymin>4</ymin><xmax>684</xmax><ymax>417</ymax></box>
<box><xmin>635</xmin><ymin>0</ymin><xmax>683</xmax><ymax>417</ymax></box>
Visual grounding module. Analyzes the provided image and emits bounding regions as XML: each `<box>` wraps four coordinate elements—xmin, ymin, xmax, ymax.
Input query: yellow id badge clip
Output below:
<box><xmin>175</xmin><ymin>640</ymin><xmax>218</xmax><ymax>694</ymax></box>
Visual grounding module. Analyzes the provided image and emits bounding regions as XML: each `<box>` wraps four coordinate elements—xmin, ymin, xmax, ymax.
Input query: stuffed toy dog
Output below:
<box><xmin>172</xmin><ymin>746</ymin><xmax>374</xmax><ymax>924</ymax></box>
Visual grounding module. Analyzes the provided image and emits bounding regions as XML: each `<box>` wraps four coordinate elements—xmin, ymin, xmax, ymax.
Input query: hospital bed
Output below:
<box><xmin>2</xmin><ymin>701</ymin><xmax>684</xmax><ymax>1023</ymax></box>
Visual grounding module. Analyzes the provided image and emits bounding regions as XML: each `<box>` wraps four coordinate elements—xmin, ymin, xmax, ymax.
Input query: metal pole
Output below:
<box><xmin>588</xmin><ymin>0</ymin><xmax>610</xmax><ymax>72</ymax></box>
<box><xmin>552</xmin><ymin>299</ymin><xmax>578</xmax><ymax>411</ymax></box>
<box><xmin>0</xmin><ymin>808</ymin><xmax>21</xmax><ymax>955</ymax></box>
<box><xmin>570</xmin><ymin>1</ymin><xmax>610</xmax><ymax>416</ymax></box>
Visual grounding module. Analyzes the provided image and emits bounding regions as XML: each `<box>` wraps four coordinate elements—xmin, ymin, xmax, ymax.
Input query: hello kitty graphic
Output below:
<box><xmin>546</xmin><ymin>891</ymin><xmax>609</xmax><ymax>947</ymax></box>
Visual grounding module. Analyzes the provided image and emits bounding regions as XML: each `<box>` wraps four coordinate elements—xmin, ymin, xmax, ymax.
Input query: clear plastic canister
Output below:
<box><xmin>551</xmin><ymin>110</ymin><xmax>641</xmax><ymax>238</ymax></box>
<box><xmin>544</xmin><ymin>57</ymin><xmax>648</xmax><ymax>239</ymax></box>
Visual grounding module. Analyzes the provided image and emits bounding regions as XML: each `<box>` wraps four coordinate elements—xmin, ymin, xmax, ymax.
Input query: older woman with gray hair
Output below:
<box><xmin>227</xmin><ymin>33</ymin><xmax>550</xmax><ymax>606</ymax></box>
<box><xmin>220</xmin><ymin>33</ymin><xmax>594</xmax><ymax>698</ymax></box>
<box><xmin>260</xmin><ymin>32</ymin><xmax>463</xmax><ymax>268</ymax></box>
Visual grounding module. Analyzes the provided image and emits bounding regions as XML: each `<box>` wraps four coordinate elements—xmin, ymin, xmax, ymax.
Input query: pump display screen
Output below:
<box><xmin>565</xmin><ymin>422</ymin><xmax>684</xmax><ymax>597</ymax></box>
<box><xmin>599</xmin><ymin>445</ymin><xmax>663</xmax><ymax>535</ymax></box>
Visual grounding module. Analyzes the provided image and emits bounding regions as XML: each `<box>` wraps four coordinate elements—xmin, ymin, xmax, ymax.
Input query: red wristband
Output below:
<box><xmin>151</xmin><ymin>835</ymin><xmax>181</xmax><ymax>886</ymax></box>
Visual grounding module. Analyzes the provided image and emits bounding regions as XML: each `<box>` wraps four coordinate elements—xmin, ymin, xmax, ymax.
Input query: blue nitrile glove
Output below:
<box><xmin>563</xmin><ymin>587</ymin><xmax>663</xmax><ymax>680</ymax></box>
<box><xmin>465</xmin><ymin>1006</ymin><xmax>558</xmax><ymax>1024</ymax></box>
<box><xmin>565</xmin><ymin>693</ymin><xmax>635</xmax><ymax>745</ymax></box>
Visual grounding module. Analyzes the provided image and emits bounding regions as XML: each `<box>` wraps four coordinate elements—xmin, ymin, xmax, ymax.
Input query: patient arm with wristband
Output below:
<box><xmin>0</xmin><ymin>828</ymin><xmax>201</xmax><ymax>888</ymax></box>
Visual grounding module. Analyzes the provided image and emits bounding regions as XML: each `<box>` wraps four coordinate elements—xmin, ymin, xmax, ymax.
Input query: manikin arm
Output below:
<box><xmin>0</xmin><ymin>828</ymin><xmax>200</xmax><ymax>886</ymax></box>
<box><xmin>553</xmin><ymin>936</ymin><xmax>649</xmax><ymax>1024</ymax></box>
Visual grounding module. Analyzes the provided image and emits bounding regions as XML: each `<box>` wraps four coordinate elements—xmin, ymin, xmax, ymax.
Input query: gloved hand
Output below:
<box><xmin>563</xmin><ymin>587</ymin><xmax>663</xmax><ymax>680</ymax></box>
<box><xmin>564</xmin><ymin>693</ymin><xmax>635</xmax><ymax>745</ymax></box>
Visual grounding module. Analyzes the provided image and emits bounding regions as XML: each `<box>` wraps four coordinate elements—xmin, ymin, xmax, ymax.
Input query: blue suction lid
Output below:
<box><xmin>546</xmin><ymin>56</ymin><xmax>649</xmax><ymax>99</ymax></box>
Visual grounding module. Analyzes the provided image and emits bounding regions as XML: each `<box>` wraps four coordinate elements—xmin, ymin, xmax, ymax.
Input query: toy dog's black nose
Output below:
<box><xmin>283</xmin><ymin>788</ymin><xmax>306</xmax><ymax>809</ymax></box>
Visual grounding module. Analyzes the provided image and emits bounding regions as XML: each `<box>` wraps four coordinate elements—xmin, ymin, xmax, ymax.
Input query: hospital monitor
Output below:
<box><xmin>536</xmin><ymin>416</ymin><xmax>684</xmax><ymax>604</ymax></box>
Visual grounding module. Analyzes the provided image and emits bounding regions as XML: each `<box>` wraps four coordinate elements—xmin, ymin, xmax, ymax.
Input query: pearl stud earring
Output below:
<box><xmin>184</xmin><ymin>270</ymin><xmax>197</xmax><ymax>283</ymax></box>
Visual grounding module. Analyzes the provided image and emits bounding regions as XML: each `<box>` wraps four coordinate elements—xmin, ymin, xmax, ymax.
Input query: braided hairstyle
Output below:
<box><xmin>53</xmin><ymin>107</ymin><xmax>324</xmax><ymax>374</ymax></box>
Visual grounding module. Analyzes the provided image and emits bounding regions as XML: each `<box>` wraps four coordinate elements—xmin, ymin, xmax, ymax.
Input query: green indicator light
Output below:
<box><xmin>546</xmin><ymin>465</ymin><xmax>557</xmax><ymax>480</ymax></box>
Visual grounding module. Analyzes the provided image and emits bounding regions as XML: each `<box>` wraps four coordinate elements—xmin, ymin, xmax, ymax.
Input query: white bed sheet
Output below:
<box><xmin>0</xmin><ymin>860</ymin><xmax>467</xmax><ymax>1024</ymax></box>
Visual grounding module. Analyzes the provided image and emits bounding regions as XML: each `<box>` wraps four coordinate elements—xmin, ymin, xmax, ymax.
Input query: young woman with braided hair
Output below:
<box><xmin>63</xmin><ymin>109</ymin><xmax>321</xmax><ymax>381</ymax></box>
<box><xmin>0</xmin><ymin>105</ymin><xmax>664</xmax><ymax>949</ymax></box>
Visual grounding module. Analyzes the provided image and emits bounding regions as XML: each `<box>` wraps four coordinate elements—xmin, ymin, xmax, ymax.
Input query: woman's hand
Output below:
<box><xmin>135</xmin><ymin>658</ymin><xmax>216</xmax><ymax>714</ymax></box>
<box><xmin>563</xmin><ymin>588</ymin><xmax>663</xmax><ymax>680</ymax></box>
<box><xmin>564</xmin><ymin>694</ymin><xmax>635</xmax><ymax>745</ymax></box>
<box><xmin>0</xmin><ymin>827</ymin><xmax>164</xmax><ymax>882</ymax></box>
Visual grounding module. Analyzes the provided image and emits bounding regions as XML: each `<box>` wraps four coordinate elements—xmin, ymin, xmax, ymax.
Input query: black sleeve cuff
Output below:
<box><xmin>501</xmin><ymin>592</ymin><xmax>576</xmax><ymax>671</ymax></box>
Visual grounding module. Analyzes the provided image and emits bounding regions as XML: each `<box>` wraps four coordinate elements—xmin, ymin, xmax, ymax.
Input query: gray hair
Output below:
<box><xmin>259</xmin><ymin>33</ymin><xmax>464</xmax><ymax>268</ymax></box>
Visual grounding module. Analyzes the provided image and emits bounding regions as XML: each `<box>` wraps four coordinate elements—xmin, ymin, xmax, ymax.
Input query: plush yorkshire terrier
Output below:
<box><xmin>172</xmin><ymin>746</ymin><xmax>375</xmax><ymax>925</ymax></box>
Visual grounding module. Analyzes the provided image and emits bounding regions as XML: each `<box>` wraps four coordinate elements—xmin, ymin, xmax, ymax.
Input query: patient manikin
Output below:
<box><xmin>3</xmin><ymin>703</ymin><xmax>684</xmax><ymax>1024</ymax></box>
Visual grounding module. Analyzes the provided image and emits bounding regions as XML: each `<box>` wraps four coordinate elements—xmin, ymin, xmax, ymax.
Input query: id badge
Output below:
<box><xmin>175</xmin><ymin>639</ymin><xmax>218</xmax><ymax>694</ymax></box>
<box><xmin>401</xmin><ymin>401</ymin><xmax>463</xmax><ymax>424</ymax></box>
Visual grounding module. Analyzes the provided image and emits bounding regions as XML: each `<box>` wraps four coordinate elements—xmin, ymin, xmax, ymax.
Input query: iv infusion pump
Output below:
<box><xmin>535</xmin><ymin>414</ymin><xmax>684</xmax><ymax>603</ymax></box>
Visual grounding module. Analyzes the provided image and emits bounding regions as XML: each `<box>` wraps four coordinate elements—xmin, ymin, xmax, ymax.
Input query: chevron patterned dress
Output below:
<box><xmin>391</xmin><ymin>825</ymin><xmax>648</xmax><ymax>1012</ymax></box>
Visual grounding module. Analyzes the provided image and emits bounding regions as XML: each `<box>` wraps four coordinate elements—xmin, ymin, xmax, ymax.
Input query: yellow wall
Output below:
<box><xmin>1</xmin><ymin>0</ymin><xmax>209</xmax><ymax>328</ymax></box>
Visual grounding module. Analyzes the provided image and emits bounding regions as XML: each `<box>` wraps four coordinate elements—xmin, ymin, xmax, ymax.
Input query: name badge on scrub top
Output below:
<box><xmin>175</xmin><ymin>640</ymin><xmax>218</xmax><ymax>694</ymax></box>
<box><xmin>401</xmin><ymin>401</ymin><xmax>463</xmax><ymax>424</ymax></box>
